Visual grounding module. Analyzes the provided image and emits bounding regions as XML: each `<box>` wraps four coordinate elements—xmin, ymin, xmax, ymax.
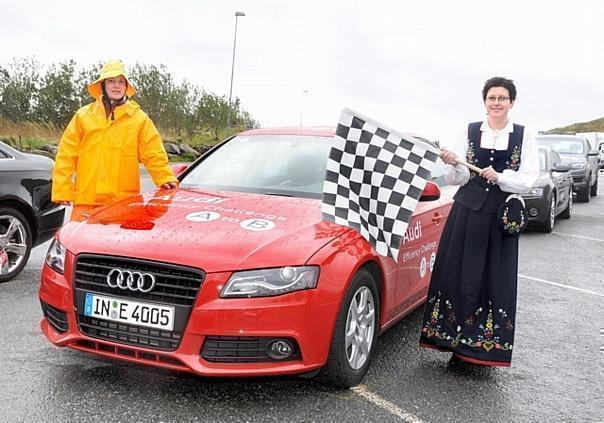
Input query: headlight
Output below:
<box><xmin>45</xmin><ymin>238</ymin><xmax>66</xmax><ymax>274</ymax></box>
<box><xmin>220</xmin><ymin>266</ymin><xmax>320</xmax><ymax>298</ymax></box>
<box><xmin>525</xmin><ymin>187</ymin><xmax>543</xmax><ymax>197</ymax></box>
<box><xmin>570</xmin><ymin>162</ymin><xmax>586</xmax><ymax>169</ymax></box>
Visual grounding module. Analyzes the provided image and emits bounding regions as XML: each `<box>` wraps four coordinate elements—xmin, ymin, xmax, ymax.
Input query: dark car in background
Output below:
<box><xmin>536</xmin><ymin>134</ymin><xmax>599</xmax><ymax>202</ymax></box>
<box><xmin>0</xmin><ymin>141</ymin><xmax>65</xmax><ymax>282</ymax></box>
<box><xmin>522</xmin><ymin>147</ymin><xmax>573</xmax><ymax>232</ymax></box>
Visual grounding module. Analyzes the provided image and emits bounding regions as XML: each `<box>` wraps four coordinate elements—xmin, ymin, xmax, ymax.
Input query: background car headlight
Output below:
<box><xmin>570</xmin><ymin>162</ymin><xmax>586</xmax><ymax>169</ymax></box>
<box><xmin>220</xmin><ymin>266</ymin><xmax>319</xmax><ymax>298</ymax></box>
<box><xmin>45</xmin><ymin>238</ymin><xmax>66</xmax><ymax>274</ymax></box>
<box><xmin>525</xmin><ymin>187</ymin><xmax>543</xmax><ymax>197</ymax></box>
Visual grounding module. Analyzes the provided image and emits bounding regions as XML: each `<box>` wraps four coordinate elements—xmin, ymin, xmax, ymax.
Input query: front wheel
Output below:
<box><xmin>590</xmin><ymin>176</ymin><xmax>598</xmax><ymax>197</ymax></box>
<box><xmin>0</xmin><ymin>207</ymin><xmax>32</xmax><ymax>283</ymax></box>
<box><xmin>317</xmin><ymin>268</ymin><xmax>379</xmax><ymax>388</ymax></box>
<box><xmin>577</xmin><ymin>183</ymin><xmax>590</xmax><ymax>203</ymax></box>
<box><xmin>559</xmin><ymin>187</ymin><xmax>572</xmax><ymax>219</ymax></box>
<box><xmin>538</xmin><ymin>195</ymin><xmax>556</xmax><ymax>233</ymax></box>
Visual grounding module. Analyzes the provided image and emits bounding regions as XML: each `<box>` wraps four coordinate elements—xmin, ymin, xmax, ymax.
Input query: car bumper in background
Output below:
<box><xmin>522</xmin><ymin>195</ymin><xmax>549</xmax><ymax>224</ymax></box>
<box><xmin>35</xmin><ymin>205</ymin><xmax>66</xmax><ymax>246</ymax></box>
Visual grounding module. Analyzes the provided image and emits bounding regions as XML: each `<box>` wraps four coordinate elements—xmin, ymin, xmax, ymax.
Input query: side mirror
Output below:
<box><xmin>420</xmin><ymin>181</ymin><xmax>441</xmax><ymax>202</ymax></box>
<box><xmin>171</xmin><ymin>163</ymin><xmax>189</xmax><ymax>177</ymax></box>
<box><xmin>552</xmin><ymin>163</ymin><xmax>570</xmax><ymax>172</ymax></box>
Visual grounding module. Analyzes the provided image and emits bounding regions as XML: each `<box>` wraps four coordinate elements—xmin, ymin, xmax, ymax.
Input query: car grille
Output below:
<box><xmin>74</xmin><ymin>254</ymin><xmax>204</xmax><ymax>351</ymax></box>
<box><xmin>79</xmin><ymin>315</ymin><xmax>181</xmax><ymax>350</ymax></box>
<box><xmin>201</xmin><ymin>336</ymin><xmax>300</xmax><ymax>363</ymax></box>
<box><xmin>74</xmin><ymin>255</ymin><xmax>204</xmax><ymax>306</ymax></box>
<box><xmin>40</xmin><ymin>300</ymin><xmax>69</xmax><ymax>333</ymax></box>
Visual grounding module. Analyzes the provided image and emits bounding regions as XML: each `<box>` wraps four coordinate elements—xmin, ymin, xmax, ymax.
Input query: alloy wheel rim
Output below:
<box><xmin>0</xmin><ymin>215</ymin><xmax>27</xmax><ymax>275</ymax></box>
<box><xmin>549</xmin><ymin>197</ymin><xmax>555</xmax><ymax>228</ymax></box>
<box><xmin>345</xmin><ymin>285</ymin><xmax>376</xmax><ymax>370</ymax></box>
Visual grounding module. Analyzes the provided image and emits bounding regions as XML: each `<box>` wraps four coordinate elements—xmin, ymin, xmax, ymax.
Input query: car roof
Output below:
<box><xmin>238</xmin><ymin>127</ymin><xmax>335</xmax><ymax>137</ymax></box>
<box><xmin>536</xmin><ymin>134</ymin><xmax>586</xmax><ymax>142</ymax></box>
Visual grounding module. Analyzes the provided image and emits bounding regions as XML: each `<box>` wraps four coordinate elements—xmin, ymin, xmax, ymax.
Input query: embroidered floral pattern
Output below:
<box><xmin>505</xmin><ymin>144</ymin><xmax>522</xmax><ymax>170</ymax></box>
<box><xmin>501</xmin><ymin>206</ymin><xmax>525</xmax><ymax>235</ymax></box>
<box><xmin>422</xmin><ymin>295</ymin><xmax>514</xmax><ymax>353</ymax></box>
<box><xmin>466</xmin><ymin>141</ymin><xmax>476</xmax><ymax>165</ymax></box>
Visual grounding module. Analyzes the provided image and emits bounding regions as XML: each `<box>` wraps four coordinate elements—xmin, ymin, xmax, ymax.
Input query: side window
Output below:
<box><xmin>0</xmin><ymin>148</ymin><xmax>10</xmax><ymax>159</ymax></box>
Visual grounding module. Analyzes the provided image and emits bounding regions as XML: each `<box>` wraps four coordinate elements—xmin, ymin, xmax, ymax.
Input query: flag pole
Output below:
<box><xmin>414</xmin><ymin>137</ymin><xmax>483</xmax><ymax>174</ymax></box>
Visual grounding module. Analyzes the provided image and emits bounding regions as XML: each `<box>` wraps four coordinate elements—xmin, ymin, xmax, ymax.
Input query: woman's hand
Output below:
<box><xmin>479</xmin><ymin>166</ymin><xmax>499</xmax><ymax>183</ymax></box>
<box><xmin>439</xmin><ymin>148</ymin><xmax>459</xmax><ymax>166</ymax></box>
<box><xmin>160</xmin><ymin>181</ymin><xmax>179</xmax><ymax>190</ymax></box>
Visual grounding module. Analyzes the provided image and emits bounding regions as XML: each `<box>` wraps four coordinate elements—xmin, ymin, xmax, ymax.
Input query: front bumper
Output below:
<box><xmin>522</xmin><ymin>195</ymin><xmax>549</xmax><ymax>224</ymax></box>
<box><xmin>39</xmin><ymin>256</ymin><xmax>339</xmax><ymax>377</ymax></box>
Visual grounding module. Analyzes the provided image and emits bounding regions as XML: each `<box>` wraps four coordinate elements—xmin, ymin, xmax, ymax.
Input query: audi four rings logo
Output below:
<box><xmin>106</xmin><ymin>268</ymin><xmax>157</xmax><ymax>293</ymax></box>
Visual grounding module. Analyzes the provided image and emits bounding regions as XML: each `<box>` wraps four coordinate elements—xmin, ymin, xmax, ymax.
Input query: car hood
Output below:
<box><xmin>58</xmin><ymin>189</ymin><xmax>352</xmax><ymax>273</ymax></box>
<box><xmin>532</xmin><ymin>175</ymin><xmax>550</xmax><ymax>187</ymax></box>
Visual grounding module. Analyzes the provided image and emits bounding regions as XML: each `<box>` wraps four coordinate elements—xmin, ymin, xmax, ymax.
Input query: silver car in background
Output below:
<box><xmin>535</xmin><ymin>134</ymin><xmax>599</xmax><ymax>202</ymax></box>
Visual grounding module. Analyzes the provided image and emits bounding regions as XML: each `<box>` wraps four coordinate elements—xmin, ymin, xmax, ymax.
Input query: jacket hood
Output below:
<box><xmin>87</xmin><ymin>60</ymin><xmax>136</xmax><ymax>100</ymax></box>
<box><xmin>58</xmin><ymin>189</ymin><xmax>352</xmax><ymax>273</ymax></box>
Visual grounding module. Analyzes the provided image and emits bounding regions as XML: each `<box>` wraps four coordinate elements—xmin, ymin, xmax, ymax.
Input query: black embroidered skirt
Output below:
<box><xmin>419</xmin><ymin>200</ymin><xmax>519</xmax><ymax>366</ymax></box>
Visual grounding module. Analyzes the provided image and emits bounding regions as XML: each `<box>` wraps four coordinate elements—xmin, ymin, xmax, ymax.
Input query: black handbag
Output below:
<box><xmin>496</xmin><ymin>194</ymin><xmax>528</xmax><ymax>237</ymax></box>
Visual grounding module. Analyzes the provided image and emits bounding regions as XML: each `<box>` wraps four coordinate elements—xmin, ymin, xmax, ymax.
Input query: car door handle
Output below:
<box><xmin>432</xmin><ymin>213</ymin><xmax>444</xmax><ymax>224</ymax></box>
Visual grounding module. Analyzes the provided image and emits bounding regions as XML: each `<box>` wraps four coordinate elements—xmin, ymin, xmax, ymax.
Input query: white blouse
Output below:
<box><xmin>442</xmin><ymin>120</ymin><xmax>540</xmax><ymax>194</ymax></box>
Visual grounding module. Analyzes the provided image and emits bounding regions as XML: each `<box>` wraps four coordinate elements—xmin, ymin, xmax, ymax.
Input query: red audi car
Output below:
<box><xmin>39</xmin><ymin>127</ymin><xmax>454</xmax><ymax>387</ymax></box>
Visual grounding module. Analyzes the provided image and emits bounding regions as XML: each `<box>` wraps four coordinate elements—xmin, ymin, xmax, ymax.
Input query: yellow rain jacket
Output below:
<box><xmin>52</xmin><ymin>60</ymin><xmax>175</xmax><ymax>206</ymax></box>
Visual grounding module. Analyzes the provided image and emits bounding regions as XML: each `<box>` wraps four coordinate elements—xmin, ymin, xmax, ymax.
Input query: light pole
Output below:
<box><xmin>226</xmin><ymin>11</ymin><xmax>245</xmax><ymax>135</ymax></box>
<box><xmin>299</xmin><ymin>90</ymin><xmax>309</xmax><ymax>126</ymax></box>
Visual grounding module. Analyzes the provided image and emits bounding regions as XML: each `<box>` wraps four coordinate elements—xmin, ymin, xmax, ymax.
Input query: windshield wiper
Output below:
<box><xmin>264</xmin><ymin>192</ymin><xmax>295</xmax><ymax>197</ymax></box>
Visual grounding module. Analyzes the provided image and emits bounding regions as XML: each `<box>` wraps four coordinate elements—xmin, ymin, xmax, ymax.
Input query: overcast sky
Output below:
<box><xmin>2</xmin><ymin>0</ymin><xmax>604</xmax><ymax>140</ymax></box>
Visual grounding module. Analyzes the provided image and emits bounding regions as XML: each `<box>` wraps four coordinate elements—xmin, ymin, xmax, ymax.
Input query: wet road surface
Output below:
<box><xmin>1</xmin><ymin>173</ymin><xmax>602</xmax><ymax>422</ymax></box>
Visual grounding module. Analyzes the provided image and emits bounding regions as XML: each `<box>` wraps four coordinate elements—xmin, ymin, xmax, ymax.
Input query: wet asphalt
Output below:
<box><xmin>0</xmin><ymin>173</ymin><xmax>602</xmax><ymax>422</ymax></box>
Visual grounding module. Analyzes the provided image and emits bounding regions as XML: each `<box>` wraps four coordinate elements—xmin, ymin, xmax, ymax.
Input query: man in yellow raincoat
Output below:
<box><xmin>52</xmin><ymin>60</ymin><xmax>178</xmax><ymax>221</ymax></box>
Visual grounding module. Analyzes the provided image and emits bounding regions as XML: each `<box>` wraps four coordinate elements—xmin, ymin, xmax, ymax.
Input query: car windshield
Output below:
<box><xmin>180</xmin><ymin>135</ymin><xmax>333</xmax><ymax>199</ymax></box>
<box><xmin>537</xmin><ymin>137</ymin><xmax>585</xmax><ymax>155</ymax></box>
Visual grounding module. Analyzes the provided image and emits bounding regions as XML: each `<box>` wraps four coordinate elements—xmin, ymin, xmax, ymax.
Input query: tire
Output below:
<box><xmin>317</xmin><ymin>268</ymin><xmax>379</xmax><ymax>388</ymax></box>
<box><xmin>538</xmin><ymin>195</ymin><xmax>556</xmax><ymax>233</ymax></box>
<box><xmin>559</xmin><ymin>187</ymin><xmax>572</xmax><ymax>220</ymax></box>
<box><xmin>590</xmin><ymin>175</ymin><xmax>598</xmax><ymax>197</ymax></box>
<box><xmin>0</xmin><ymin>207</ymin><xmax>32</xmax><ymax>283</ymax></box>
<box><xmin>577</xmin><ymin>184</ymin><xmax>590</xmax><ymax>203</ymax></box>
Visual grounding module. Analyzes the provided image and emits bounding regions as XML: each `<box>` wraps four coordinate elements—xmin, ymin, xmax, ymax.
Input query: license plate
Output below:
<box><xmin>84</xmin><ymin>293</ymin><xmax>175</xmax><ymax>331</ymax></box>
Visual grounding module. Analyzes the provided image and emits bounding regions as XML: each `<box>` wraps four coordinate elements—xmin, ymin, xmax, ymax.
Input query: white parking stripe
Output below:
<box><xmin>551</xmin><ymin>231</ymin><xmax>604</xmax><ymax>242</ymax></box>
<box><xmin>351</xmin><ymin>385</ymin><xmax>425</xmax><ymax>423</ymax></box>
<box><xmin>518</xmin><ymin>274</ymin><xmax>604</xmax><ymax>298</ymax></box>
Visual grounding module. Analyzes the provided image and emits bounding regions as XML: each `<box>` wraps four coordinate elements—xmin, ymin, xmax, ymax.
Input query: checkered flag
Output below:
<box><xmin>321</xmin><ymin>108</ymin><xmax>439</xmax><ymax>260</ymax></box>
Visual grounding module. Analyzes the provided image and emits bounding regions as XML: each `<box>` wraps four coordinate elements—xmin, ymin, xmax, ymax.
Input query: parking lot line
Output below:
<box><xmin>551</xmin><ymin>231</ymin><xmax>604</xmax><ymax>242</ymax></box>
<box><xmin>351</xmin><ymin>385</ymin><xmax>425</xmax><ymax>423</ymax></box>
<box><xmin>518</xmin><ymin>274</ymin><xmax>604</xmax><ymax>298</ymax></box>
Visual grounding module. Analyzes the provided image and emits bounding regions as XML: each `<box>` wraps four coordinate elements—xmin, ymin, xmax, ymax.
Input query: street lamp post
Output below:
<box><xmin>299</xmin><ymin>90</ymin><xmax>309</xmax><ymax>126</ymax></box>
<box><xmin>226</xmin><ymin>11</ymin><xmax>245</xmax><ymax>135</ymax></box>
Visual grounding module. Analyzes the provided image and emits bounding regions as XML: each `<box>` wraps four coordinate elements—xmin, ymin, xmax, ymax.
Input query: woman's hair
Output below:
<box><xmin>482</xmin><ymin>77</ymin><xmax>517</xmax><ymax>101</ymax></box>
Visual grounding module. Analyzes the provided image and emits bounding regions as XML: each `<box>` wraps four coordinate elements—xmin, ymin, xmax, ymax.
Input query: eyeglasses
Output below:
<box><xmin>486</xmin><ymin>96</ymin><xmax>510</xmax><ymax>103</ymax></box>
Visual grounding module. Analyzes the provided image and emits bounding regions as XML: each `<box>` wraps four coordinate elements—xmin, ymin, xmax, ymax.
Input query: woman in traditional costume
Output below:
<box><xmin>419</xmin><ymin>77</ymin><xmax>539</xmax><ymax>366</ymax></box>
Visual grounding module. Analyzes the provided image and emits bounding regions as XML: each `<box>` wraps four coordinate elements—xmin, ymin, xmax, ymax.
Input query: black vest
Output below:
<box><xmin>453</xmin><ymin>122</ymin><xmax>524</xmax><ymax>213</ymax></box>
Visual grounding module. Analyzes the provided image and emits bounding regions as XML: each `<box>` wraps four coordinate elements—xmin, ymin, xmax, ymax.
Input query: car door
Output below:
<box><xmin>392</xmin><ymin>159</ymin><xmax>453</xmax><ymax>318</ymax></box>
<box><xmin>393</xmin><ymin>196</ymin><xmax>444</xmax><ymax>317</ymax></box>
<box><xmin>550</xmin><ymin>151</ymin><xmax>571</xmax><ymax>212</ymax></box>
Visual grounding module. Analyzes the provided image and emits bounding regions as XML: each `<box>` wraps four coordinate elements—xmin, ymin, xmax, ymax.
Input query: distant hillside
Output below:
<box><xmin>545</xmin><ymin>117</ymin><xmax>604</xmax><ymax>134</ymax></box>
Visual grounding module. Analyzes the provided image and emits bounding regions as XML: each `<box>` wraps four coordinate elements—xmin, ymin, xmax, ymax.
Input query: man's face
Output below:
<box><xmin>104</xmin><ymin>76</ymin><xmax>127</xmax><ymax>100</ymax></box>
